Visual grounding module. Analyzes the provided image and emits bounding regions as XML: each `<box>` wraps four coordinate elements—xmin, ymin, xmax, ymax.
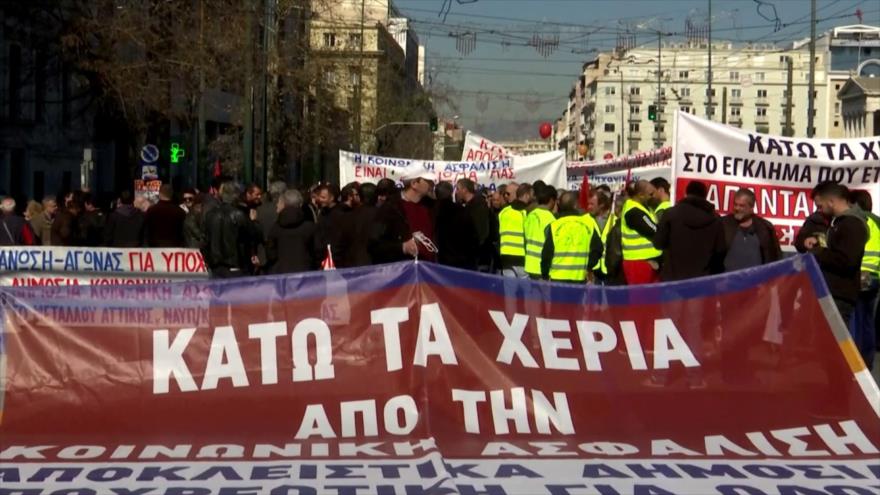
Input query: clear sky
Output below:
<box><xmin>392</xmin><ymin>0</ymin><xmax>880</xmax><ymax>139</ymax></box>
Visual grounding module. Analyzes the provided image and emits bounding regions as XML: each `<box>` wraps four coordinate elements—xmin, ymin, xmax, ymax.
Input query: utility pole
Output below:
<box><xmin>807</xmin><ymin>0</ymin><xmax>817</xmax><ymax>137</ymax></box>
<box><xmin>707</xmin><ymin>0</ymin><xmax>713</xmax><ymax>120</ymax></box>
<box><xmin>260</xmin><ymin>0</ymin><xmax>275</xmax><ymax>188</ymax></box>
<box><xmin>243</xmin><ymin>0</ymin><xmax>256</xmax><ymax>185</ymax></box>
<box><xmin>784</xmin><ymin>57</ymin><xmax>794</xmax><ymax>137</ymax></box>
<box><xmin>655</xmin><ymin>30</ymin><xmax>662</xmax><ymax>149</ymax></box>
<box><xmin>620</xmin><ymin>70</ymin><xmax>626</xmax><ymax>155</ymax></box>
<box><xmin>197</xmin><ymin>0</ymin><xmax>206</xmax><ymax>187</ymax></box>
<box><xmin>355</xmin><ymin>0</ymin><xmax>366</xmax><ymax>153</ymax></box>
<box><xmin>721</xmin><ymin>86</ymin><xmax>727</xmax><ymax>124</ymax></box>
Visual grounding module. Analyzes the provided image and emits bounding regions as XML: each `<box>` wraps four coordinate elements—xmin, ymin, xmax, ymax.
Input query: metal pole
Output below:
<box><xmin>656</xmin><ymin>31</ymin><xmax>662</xmax><ymax>149</ymax></box>
<box><xmin>260</xmin><ymin>0</ymin><xmax>273</xmax><ymax>188</ymax></box>
<box><xmin>243</xmin><ymin>0</ymin><xmax>255</xmax><ymax>184</ymax></box>
<box><xmin>355</xmin><ymin>0</ymin><xmax>366</xmax><ymax>153</ymax></box>
<box><xmin>807</xmin><ymin>0</ymin><xmax>817</xmax><ymax>137</ymax></box>
<box><xmin>620</xmin><ymin>70</ymin><xmax>626</xmax><ymax>155</ymax></box>
<box><xmin>784</xmin><ymin>57</ymin><xmax>794</xmax><ymax>137</ymax></box>
<box><xmin>197</xmin><ymin>0</ymin><xmax>206</xmax><ymax>187</ymax></box>
<box><xmin>707</xmin><ymin>0</ymin><xmax>713</xmax><ymax>120</ymax></box>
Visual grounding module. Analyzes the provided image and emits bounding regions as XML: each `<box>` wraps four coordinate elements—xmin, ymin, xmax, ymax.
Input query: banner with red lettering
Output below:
<box><xmin>0</xmin><ymin>246</ymin><xmax>209</xmax><ymax>287</ymax></box>
<box><xmin>460</xmin><ymin>131</ymin><xmax>518</xmax><ymax>162</ymax></box>
<box><xmin>339</xmin><ymin>150</ymin><xmax>567</xmax><ymax>191</ymax></box>
<box><xmin>1</xmin><ymin>256</ymin><xmax>879</xmax><ymax>493</ymax></box>
<box><xmin>673</xmin><ymin>112</ymin><xmax>880</xmax><ymax>249</ymax></box>
<box><xmin>567</xmin><ymin>147</ymin><xmax>673</xmax><ymax>191</ymax></box>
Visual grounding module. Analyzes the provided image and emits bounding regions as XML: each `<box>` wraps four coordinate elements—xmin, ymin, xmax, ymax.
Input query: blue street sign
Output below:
<box><xmin>140</xmin><ymin>144</ymin><xmax>160</xmax><ymax>164</ymax></box>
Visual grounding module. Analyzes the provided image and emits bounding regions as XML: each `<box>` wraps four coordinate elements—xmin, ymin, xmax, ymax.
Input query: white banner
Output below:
<box><xmin>460</xmin><ymin>131</ymin><xmax>518</xmax><ymax>162</ymax></box>
<box><xmin>674</xmin><ymin>111</ymin><xmax>880</xmax><ymax>249</ymax></box>
<box><xmin>339</xmin><ymin>150</ymin><xmax>567</xmax><ymax>190</ymax></box>
<box><xmin>0</xmin><ymin>246</ymin><xmax>209</xmax><ymax>287</ymax></box>
<box><xmin>567</xmin><ymin>147</ymin><xmax>673</xmax><ymax>191</ymax></box>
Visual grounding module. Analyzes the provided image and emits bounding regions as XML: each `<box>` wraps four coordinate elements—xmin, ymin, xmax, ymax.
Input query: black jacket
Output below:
<box><xmin>0</xmin><ymin>214</ymin><xmax>34</xmax><ymax>246</ymax></box>
<box><xmin>435</xmin><ymin>198</ymin><xmax>479</xmax><ymax>270</ymax></box>
<box><xmin>104</xmin><ymin>205</ymin><xmax>145</xmax><ymax>248</ymax></box>
<box><xmin>370</xmin><ymin>195</ymin><xmax>411</xmax><ymax>264</ymax></box>
<box><xmin>81</xmin><ymin>210</ymin><xmax>105</xmax><ymax>247</ymax></box>
<box><xmin>145</xmin><ymin>200</ymin><xmax>186</xmax><ymax>248</ymax></box>
<box><xmin>812</xmin><ymin>210</ymin><xmax>867</xmax><ymax>304</ymax></box>
<box><xmin>795</xmin><ymin>212</ymin><xmax>831</xmax><ymax>253</ymax></box>
<box><xmin>721</xmin><ymin>214</ymin><xmax>782</xmax><ymax>266</ymax></box>
<box><xmin>202</xmin><ymin>203</ymin><xmax>262</xmax><ymax>273</ymax></box>
<box><xmin>463</xmin><ymin>196</ymin><xmax>493</xmax><ymax>269</ymax></box>
<box><xmin>318</xmin><ymin>203</ymin><xmax>369</xmax><ymax>269</ymax></box>
<box><xmin>266</xmin><ymin>207</ymin><xmax>317</xmax><ymax>274</ymax></box>
<box><xmin>653</xmin><ymin>196</ymin><xmax>726</xmax><ymax>282</ymax></box>
<box><xmin>51</xmin><ymin>209</ymin><xmax>85</xmax><ymax>247</ymax></box>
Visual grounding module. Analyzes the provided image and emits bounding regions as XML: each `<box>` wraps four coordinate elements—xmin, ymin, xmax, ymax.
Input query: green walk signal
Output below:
<box><xmin>648</xmin><ymin>105</ymin><xmax>657</xmax><ymax>122</ymax></box>
<box><xmin>170</xmin><ymin>143</ymin><xmax>185</xmax><ymax>164</ymax></box>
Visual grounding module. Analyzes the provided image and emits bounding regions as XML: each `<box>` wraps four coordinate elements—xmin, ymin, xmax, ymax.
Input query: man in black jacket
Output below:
<box><xmin>319</xmin><ymin>182</ymin><xmax>368</xmax><ymax>268</ymax></box>
<box><xmin>653</xmin><ymin>180</ymin><xmax>726</xmax><ymax>282</ymax></box>
<box><xmin>370</xmin><ymin>177</ymin><xmax>435</xmax><ymax>264</ymax></box>
<box><xmin>434</xmin><ymin>182</ymin><xmax>478</xmax><ymax>269</ymax></box>
<box><xmin>266</xmin><ymin>189</ymin><xmax>317</xmax><ymax>274</ymax></box>
<box><xmin>721</xmin><ymin>188</ymin><xmax>782</xmax><ymax>271</ymax></box>
<box><xmin>105</xmin><ymin>191</ymin><xmax>145</xmax><ymax>247</ymax></box>
<box><xmin>203</xmin><ymin>182</ymin><xmax>263</xmax><ymax>278</ymax></box>
<box><xmin>803</xmin><ymin>182</ymin><xmax>867</xmax><ymax>324</ymax></box>
<box><xmin>456</xmin><ymin>178</ymin><xmax>492</xmax><ymax>271</ymax></box>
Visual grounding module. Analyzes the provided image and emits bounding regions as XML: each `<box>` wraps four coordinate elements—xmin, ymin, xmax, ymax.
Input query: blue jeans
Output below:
<box><xmin>849</xmin><ymin>277</ymin><xmax>878</xmax><ymax>371</ymax></box>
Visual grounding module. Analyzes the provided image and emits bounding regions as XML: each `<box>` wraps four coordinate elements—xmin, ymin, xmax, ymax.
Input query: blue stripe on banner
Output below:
<box><xmin>418</xmin><ymin>254</ymin><xmax>826</xmax><ymax>306</ymax></box>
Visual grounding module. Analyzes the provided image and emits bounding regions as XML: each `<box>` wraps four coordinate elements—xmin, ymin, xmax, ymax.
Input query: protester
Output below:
<box><xmin>456</xmin><ymin>179</ymin><xmax>492</xmax><ymax>271</ymax></box>
<box><xmin>303</xmin><ymin>184</ymin><xmax>322</xmax><ymax>223</ymax></box>
<box><xmin>180</xmin><ymin>188</ymin><xmax>198</xmax><ymax>214</ymax></box>
<box><xmin>848</xmin><ymin>189</ymin><xmax>879</xmax><ymax>370</ymax></box>
<box><xmin>258</xmin><ymin>181</ymin><xmax>287</xmax><ymax>240</ymax></box>
<box><xmin>133</xmin><ymin>193</ymin><xmax>151</xmax><ymax>213</ymax></box>
<box><xmin>620</xmin><ymin>180</ymin><xmax>662</xmax><ymax>284</ymax></box>
<box><xmin>650</xmin><ymin>178</ymin><xmax>673</xmax><ymax>220</ymax></box>
<box><xmin>320</xmin><ymin>182</ymin><xmax>368</xmax><ymax>268</ymax></box>
<box><xmin>434</xmin><ymin>181</ymin><xmax>478</xmax><ymax>269</ymax></box>
<box><xmin>803</xmin><ymin>182</ymin><xmax>867</xmax><ymax>324</ymax></box>
<box><xmin>104</xmin><ymin>191</ymin><xmax>145</xmax><ymax>248</ymax></box>
<box><xmin>370</xmin><ymin>176</ymin><xmax>436</xmax><ymax>264</ymax></box>
<box><xmin>29</xmin><ymin>195</ymin><xmax>57</xmax><ymax>245</ymax></box>
<box><xmin>243</xmin><ymin>184</ymin><xmax>263</xmax><ymax>210</ymax></box>
<box><xmin>584</xmin><ymin>188</ymin><xmax>618</xmax><ymax>284</ymax></box>
<box><xmin>0</xmin><ymin>197</ymin><xmax>35</xmax><ymax>246</ymax></box>
<box><xmin>541</xmin><ymin>191</ymin><xmax>602</xmax><ymax>283</ymax></box>
<box><xmin>375</xmin><ymin>178</ymin><xmax>397</xmax><ymax>207</ymax></box>
<box><xmin>52</xmin><ymin>192</ymin><xmax>85</xmax><ymax>246</ymax></box>
<box><xmin>266</xmin><ymin>189</ymin><xmax>317</xmax><ymax>274</ymax></box>
<box><xmin>523</xmin><ymin>184</ymin><xmax>558</xmax><ymax>279</ymax></box>
<box><xmin>721</xmin><ymin>188</ymin><xmax>782</xmax><ymax>272</ymax></box>
<box><xmin>498</xmin><ymin>183</ymin><xmax>532</xmax><ymax>278</ymax></box>
<box><xmin>795</xmin><ymin>184</ymin><xmax>832</xmax><ymax>253</ymax></box>
<box><xmin>653</xmin><ymin>180</ymin><xmax>725</xmax><ymax>282</ymax></box>
<box><xmin>81</xmin><ymin>193</ymin><xmax>106</xmax><ymax>247</ymax></box>
<box><xmin>144</xmin><ymin>184</ymin><xmax>187</xmax><ymax>248</ymax></box>
<box><xmin>183</xmin><ymin>194</ymin><xmax>205</xmax><ymax>249</ymax></box>
<box><xmin>203</xmin><ymin>181</ymin><xmax>263</xmax><ymax>278</ymax></box>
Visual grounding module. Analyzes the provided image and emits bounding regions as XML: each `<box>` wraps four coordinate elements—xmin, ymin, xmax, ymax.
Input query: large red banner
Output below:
<box><xmin>1</xmin><ymin>257</ymin><xmax>878</xmax><ymax>494</ymax></box>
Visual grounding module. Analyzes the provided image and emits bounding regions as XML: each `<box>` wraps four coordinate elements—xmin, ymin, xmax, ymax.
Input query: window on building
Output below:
<box><xmin>604</xmin><ymin>140</ymin><xmax>615</xmax><ymax>151</ymax></box>
<box><xmin>729</xmin><ymin>71</ymin><xmax>739</xmax><ymax>81</ymax></box>
<box><xmin>349</xmin><ymin>66</ymin><xmax>361</xmax><ymax>86</ymax></box>
<box><xmin>834</xmin><ymin>120</ymin><xmax>839</xmax><ymax>127</ymax></box>
<box><xmin>323</xmin><ymin>69</ymin><xmax>336</xmax><ymax>85</ymax></box>
<box><xmin>755</xmin><ymin>72</ymin><xmax>765</xmax><ymax>82</ymax></box>
<box><xmin>630</xmin><ymin>105</ymin><xmax>640</xmax><ymax>114</ymax></box>
<box><xmin>604</xmin><ymin>123</ymin><xmax>615</xmax><ymax>132</ymax></box>
<box><xmin>834</xmin><ymin>102</ymin><xmax>840</xmax><ymax>114</ymax></box>
<box><xmin>731</xmin><ymin>107</ymin><xmax>741</xmax><ymax>117</ymax></box>
<box><xmin>656</xmin><ymin>124</ymin><xmax>665</xmax><ymax>133</ymax></box>
<box><xmin>605</xmin><ymin>86</ymin><xmax>616</xmax><ymax>95</ymax></box>
<box><xmin>680</xmin><ymin>106</ymin><xmax>691</xmax><ymax>114</ymax></box>
<box><xmin>680</xmin><ymin>88</ymin><xmax>691</xmax><ymax>97</ymax></box>
<box><xmin>835</xmin><ymin>83</ymin><xmax>841</xmax><ymax>90</ymax></box>
<box><xmin>757</xmin><ymin>89</ymin><xmax>768</xmax><ymax>98</ymax></box>
<box><xmin>323</xmin><ymin>33</ymin><xmax>337</xmax><ymax>47</ymax></box>
<box><xmin>349</xmin><ymin>33</ymin><xmax>362</xmax><ymax>47</ymax></box>
<box><xmin>605</xmin><ymin>104</ymin><xmax>615</xmax><ymax>113</ymax></box>
<box><xmin>731</xmin><ymin>89</ymin><xmax>742</xmax><ymax>98</ymax></box>
<box><xmin>630</xmin><ymin>123</ymin><xmax>640</xmax><ymax>133</ymax></box>
<box><xmin>630</xmin><ymin>86</ymin><xmax>640</xmax><ymax>95</ymax></box>
<box><xmin>8</xmin><ymin>44</ymin><xmax>22</xmax><ymax>119</ymax></box>
<box><xmin>757</xmin><ymin>108</ymin><xmax>767</xmax><ymax>117</ymax></box>
<box><xmin>678</xmin><ymin>70</ymin><xmax>689</xmax><ymax>79</ymax></box>
<box><xmin>706</xmin><ymin>88</ymin><xmax>715</xmax><ymax>97</ymax></box>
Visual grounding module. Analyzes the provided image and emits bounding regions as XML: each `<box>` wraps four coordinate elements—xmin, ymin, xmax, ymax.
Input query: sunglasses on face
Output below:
<box><xmin>183</xmin><ymin>196</ymin><xmax>195</xmax><ymax>202</ymax></box>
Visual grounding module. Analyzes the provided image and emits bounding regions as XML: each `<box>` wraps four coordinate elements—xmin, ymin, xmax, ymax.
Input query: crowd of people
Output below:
<box><xmin>0</xmin><ymin>174</ymin><xmax>877</xmax><ymax>370</ymax></box>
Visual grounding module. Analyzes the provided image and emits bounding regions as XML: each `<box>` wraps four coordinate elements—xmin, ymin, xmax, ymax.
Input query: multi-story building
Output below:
<box><xmin>825</xmin><ymin>24</ymin><xmax>880</xmax><ymax>137</ymax></box>
<box><xmin>558</xmin><ymin>23</ymin><xmax>880</xmax><ymax>160</ymax></box>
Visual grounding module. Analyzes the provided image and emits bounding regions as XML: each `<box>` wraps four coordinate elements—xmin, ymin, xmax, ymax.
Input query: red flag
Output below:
<box><xmin>321</xmin><ymin>244</ymin><xmax>336</xmax><ymax>270</ymax></box>
<box><xmin>578</xmin><ymin>172</ymin><xmax>590</xmax><ymax>211</ymax></box>
<box><xmin>213</xmin><ymin>159</ymin><xmax>222</xmax><ymax>178</ymax></box>
<box><xmin>624</xmin><ymin>167</ymin><xmax>633</xmax><ymax>189</ymax></box>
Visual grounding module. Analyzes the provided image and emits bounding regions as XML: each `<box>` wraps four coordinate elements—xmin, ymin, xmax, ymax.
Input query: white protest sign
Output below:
<box><xmin>339</xmin><ymin>149</ymin><xmax>567</xmax><ymax>190</ymax></box>
<box><xmin>460</xmin><ymin>131</ymin><xmax>518</xmax><ymax>162</ymax></box>
<box><xmin>673</xmin><ymin>111</ymin><xmax>880</xmax><ymax>249</ymax></box>
<box><xmin>567</xmin><ymin>147</ymin><xmax>673</xmax><ymax>191</ymax></box>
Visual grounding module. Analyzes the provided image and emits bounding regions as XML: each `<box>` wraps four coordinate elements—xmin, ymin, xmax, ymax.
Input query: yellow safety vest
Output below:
<box><xmin>548</xmin><ymin>215</ymin><xmax>595</xmax><ymax>282</ymax></box>
<box><xmin>523</xmin><ymin>207</ymin><xmax>556</xmax><ymax>275</ymax></box>
<box><xmin>863</xmin><ymin>216</ymin><xmax>880</xmax><ymax>275</ymax></box>
<box><xmin>498</xmin><ymin>205</ymin><xmax>527</xmax><ymax>257</ymax></box>
<box><xmin>584</xmin><ymin>212</ymin><xmax>616</xmax><ymax>275</ymax></box>
<box><xmin>621</xmin><ymin>199</ymin><xmax>663</xmax><ymax>261</ymax></box>
<box><xmin>654</xmin><ymin>200</ymin><xmax>672</xmax><ymax>221</ymax></box>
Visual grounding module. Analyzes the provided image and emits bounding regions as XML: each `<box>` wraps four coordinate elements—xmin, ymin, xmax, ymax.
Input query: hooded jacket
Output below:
<box><xmin>653</xmin><ymin>196</ymin><xmax>726</xmax><ymax>281</ymax></box>
<box><xmin>266</xmin><ymin>206</ymin><xmax>317</xmax><ymax>274</ymax></box>
<box><xmin>104</xmin><ymin>205</ymin><xmax>145</xmax><ymax>248</ymax></box>
<box><xmin>812</xmin><ymin>207</ymin><xmax>867</xmax><ymax>304</ymax></box>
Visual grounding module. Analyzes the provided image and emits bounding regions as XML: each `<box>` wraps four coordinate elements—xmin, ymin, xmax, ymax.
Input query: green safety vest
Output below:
<box><xmin>863</xmin><ymin>216</ymin><xmax>880</xmax><ymax>275</ymax></box>
<box><xmin>524</xmin><ymin>207</ymin><xmax>556</xmax><ymax>275</ymax></box>
<box><xmin>584</xmin><ymin>212</ymin><xmax>616</xmax><ymax>275</ymax></box>
<box><xmin>498</xmin><ymin>205</ymin><xmax>527</xmax><ymax>257</ymax></box>
<box><xmin>548</xmin><ymin>215</ymin><xmax>595</xmax><ymax>282</ymax></box>
<box><xmin>654</xmin><ymin>200</ymin><xmax>672</xmax><ymax>221</ymax></box>
<box><xmin>621</xmin><ymin>199</ymin><xmax>663</xmax><ymax>261</ymax></box>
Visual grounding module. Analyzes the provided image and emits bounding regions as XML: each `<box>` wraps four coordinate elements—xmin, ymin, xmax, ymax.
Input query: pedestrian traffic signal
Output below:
<box><xmin>429</xmin><ymin>117</ymin><xmax>438</xmax><ymax>132</ymax></box>
<box><xmin>170</xmin><ymin>143</ymin><xmax>185</xmax><ymax>164</ymax></box>
<box><xmin>648</xmin><ymin>105</ymin><xmax>657</xmax><ymax>121</ymax></box>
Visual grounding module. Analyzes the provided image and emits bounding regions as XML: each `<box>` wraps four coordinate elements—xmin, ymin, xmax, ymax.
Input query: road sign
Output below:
<box><xmin>140</xmin><ymin>144</ymin><xmax>160</xmax><ymax>164</ymax></box>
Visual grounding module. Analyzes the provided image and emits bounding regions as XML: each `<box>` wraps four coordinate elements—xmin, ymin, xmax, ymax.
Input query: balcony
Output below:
<box><xmin>729</xmin><ymin>96</ymin><xmax>743</xmax><ymax>106</ymax></box>
<box><xmin>628</xmin><ymin>113</ymin><xmax>642</xmax><ymax>122</ymax></box>
<box><xmin>627</xmin><ymin>132</ymin><xmax>641</xmax><ymax>140</ymax></box>
<box><xmin>728</xmin><ymin>115</ymin><xmax>743</xmax><ymax>126</ymax></box>
<box><xmin>755</xmin><ymin>114</ymin><xmax>769</xmax><ymax>124</ymax></box>
<box><xmin>652</xmin><ymin>132</ymin><xmax>666</xmax><ymax>141</ymax></box>
<box><xmin>628</xmin><ymin>93</ymin><xmax>643</xmax><ymax>103</ymax></box>
<box><xmin>755</xmin><ymin>97</ymin><xmax>770</xmax><ymax>106</ymax></box>
<box><xmin>678</xmin><ymin>94</ymin><xmax>693</xmax><ymax>104</ymax></box>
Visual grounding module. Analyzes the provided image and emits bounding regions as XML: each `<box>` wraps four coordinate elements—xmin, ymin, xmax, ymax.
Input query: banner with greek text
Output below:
<box><xmin>567</xmin><ymin>147</ymin><xmax>673</xmax><ymax>191</ymax></box>
<box><xmin>1</xmin><ymin>256</ymin><xmax>879</xmax><ymax>493</ymax></box>
<box><xmin>674</xmin><ymin>111</ymin><xmax>880</xmax><ymax>249</ymax></box>
<box><xmin>460</xmin><ymin>131</ymin><xmax>518</xmax><ymax>162</ymax></box>
<box><xmin>339</xmin><ymin>149</ymin><xmax>567</xmax><ymax>191</ymax></box>
<box><xmin>0</xmin><ymin>246</ymin><xmax>209</xmax><ymax>287</ymax></box>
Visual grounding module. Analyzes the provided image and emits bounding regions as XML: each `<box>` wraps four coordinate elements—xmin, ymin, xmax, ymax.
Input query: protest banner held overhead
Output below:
<box><xmin>674</xmin><ymin>111</ymin><xmax>880</xmax><ymax>249</ymax></box>
<box><xmin>567</xmin><ymin>147</ymin><xmax>673</xmax><ymax>191</ymax></box>
<box><xmin>460</xmin><ymin>131</ymin><xmax>518</xmax><ymax>162</ymax></box>
<box><xmin>1</xmin><ymin>256</ymin><xmax>878</xmax><ymax>493</ymax></box>
<box><xmin>339</xmin><ymin>149</ymin><xmax>567</xmax><ymax>190</ymax></box>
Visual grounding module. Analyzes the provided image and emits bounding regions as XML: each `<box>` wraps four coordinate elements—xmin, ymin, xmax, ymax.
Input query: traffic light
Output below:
<box><xmin>429</xmin><ymin>116</ymin><xmax>438</xmax><ymax>132</ymax></box>
<box><xmin>169</xmin><ymin>142</ymin><xmax>185</xmax><ymax>164</ymax></box>
<box><xmin>648</xmin><ymin>105</ymin><xmax>657</xmax><ymax>121</ymax></box>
